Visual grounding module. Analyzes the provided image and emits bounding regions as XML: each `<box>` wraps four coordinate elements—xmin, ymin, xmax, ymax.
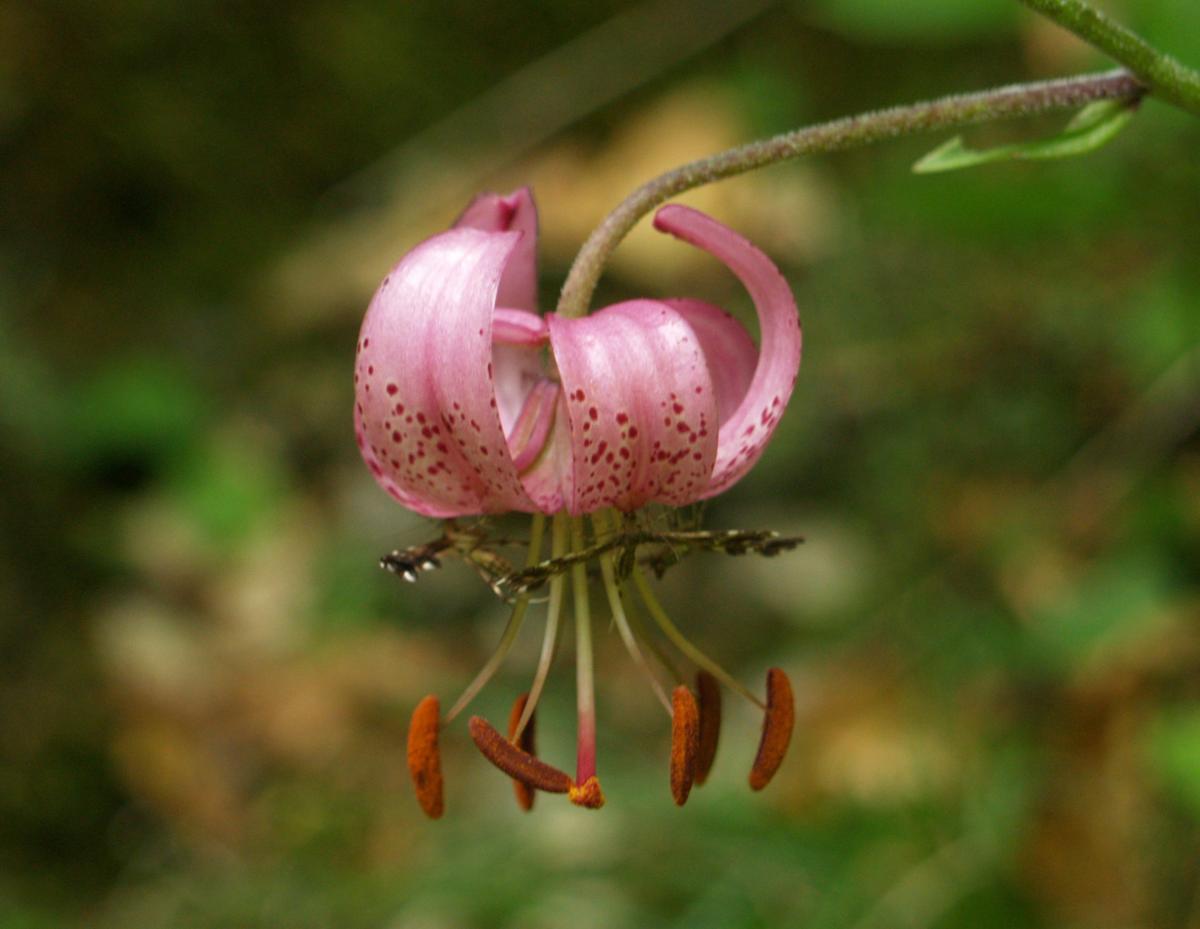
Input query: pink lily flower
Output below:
<box><xmin>354</xmin><ymin>189</ymin><xmax>800</xmax><ymax>816</ymax></box>
<box><xmin>353</xmin><ymin>187</ymin><xmax>801</xmax><ymax>519</ymax></box>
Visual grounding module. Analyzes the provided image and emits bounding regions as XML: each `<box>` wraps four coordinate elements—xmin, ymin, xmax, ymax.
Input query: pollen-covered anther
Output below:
<box><xmin>670</xmin><ymin>685</ymin><xmax>700</xmax><ymax>806</ymax></box>
<box><xmin>407</xmin><ymin>695</ymin><xmax>444</xmax><ymax>819</ymax></box>
<box><xmin>507</xmin><ymin>693</ymin><xmax>537</xmax><ymax>811</ymax></box>
<box><xmin>468</xmin><ymin>715</ymin><xmax>572</xmax><ymax>794</ymax></box>
<box><xmin>568</xmin><ymin>775</ymin><xmax>606</xmax><ymax>809</ymax></box>
<box><xmin>694</xmin><ymin>671</ymin><xmax>721</xmax><ymax>786</ymax></box>
<box><xmin>748</xmin><ymin>667</ymin><xmax>795</xmax><ymax>791</ymax></box>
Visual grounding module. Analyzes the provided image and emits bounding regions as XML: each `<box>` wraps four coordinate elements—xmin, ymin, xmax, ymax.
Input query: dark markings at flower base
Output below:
<box><xmin>381</xmin><ymin>517</ymin><xmax>803</xmax><ymax>597</ymax></box>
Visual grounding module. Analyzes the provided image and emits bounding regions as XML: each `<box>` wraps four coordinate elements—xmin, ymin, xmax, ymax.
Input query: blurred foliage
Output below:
<box><xmin>2</xmin><ymin>0</ymin><xmax>1199</xmax><ymax>927</ymax></box>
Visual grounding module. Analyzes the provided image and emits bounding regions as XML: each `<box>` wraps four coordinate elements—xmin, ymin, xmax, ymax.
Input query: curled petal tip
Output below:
<box><xmin>651</xmin><ymin>203</ymin><xmax>803</xmax><ymax>499</ymax></box>
<box><xmin>454</xmin><ymin>187</ymin><xmax>539</xmax><ymax>312</ymax></box>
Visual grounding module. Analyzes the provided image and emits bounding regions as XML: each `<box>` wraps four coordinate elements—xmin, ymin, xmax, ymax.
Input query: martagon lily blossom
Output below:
<box><xmin>354</xmin><ymin>187</ymin><xmax>801</xmax><ymax>816</ymax></box>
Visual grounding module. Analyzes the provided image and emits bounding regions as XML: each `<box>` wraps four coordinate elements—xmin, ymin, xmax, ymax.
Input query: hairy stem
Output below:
<box><xmin>1018</xmin><ymin>0</ymin><xmax>1200</xmax><ymax>116</ymax></box>
<box><xmin>555</xmin><ymin>69</ymin><xmax>1144</xmax><ymax>318</ymax></box>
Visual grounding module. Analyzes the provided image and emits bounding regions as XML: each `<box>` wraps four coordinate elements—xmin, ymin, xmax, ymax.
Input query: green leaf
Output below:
<box><xmin>913</xmin><ymin>99</ymin><xmax>1138</xmax><ymax>174</ymax></box>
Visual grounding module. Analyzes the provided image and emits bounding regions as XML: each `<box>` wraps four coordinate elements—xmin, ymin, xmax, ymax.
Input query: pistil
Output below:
<box><xmin>569</xmin><ymin>517</ymin><xmax>604</xmax><ymax>807</ymax></box>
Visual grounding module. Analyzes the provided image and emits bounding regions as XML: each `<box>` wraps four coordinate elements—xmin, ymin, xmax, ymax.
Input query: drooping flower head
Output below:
<box><xmin>354</xmin><ymin>187</ymin><xmax>800</xmax><ymax>517</ymax></box>
<box><xmin>355</xmin><ymin>189</ymin><xmax>801</xmax><ymax>815</ymax></box>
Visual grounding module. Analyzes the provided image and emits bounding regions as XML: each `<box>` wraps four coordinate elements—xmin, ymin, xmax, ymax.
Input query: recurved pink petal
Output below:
<box><xmin>653</xmin><ymin>205</ymin><xmax>802</xmax><ymax>498</ymax></box>
<box><xmin>455</xmin><ymin>188</ymin><xmax>539</xmax><ymax>312</ymax></box>
<box><xmin>355</xmin><ymin>227</ymin><xmax>541</xmax><ymax>517</ymax></box>
<box><xmin>661</xmin><ymin>298</ymin><xmax>756</xmax><ymax>428</ymax></box>
<box><xmin>548</xmin><ymin>300</ymin><xmax>719</xmax><ymax>514</ymax></box>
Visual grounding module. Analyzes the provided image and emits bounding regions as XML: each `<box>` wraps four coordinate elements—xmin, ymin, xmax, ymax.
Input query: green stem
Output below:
<box><xmin>555</xmin><ymin>69</ymin><xmax>1144</xmax><ymax>318</ymax></box>
<box><xmin>443</xmin><ymin>512</ymin><xmax>546</xmax><ymax>724</ymax></box>
<box><xmin>631</xmin><ymin>566</ymin><xmax>765</xmax><ymax>710</ymax></box>
<box><xmin>592</xmin><ymin>511</ymin><xmax>672</xmax><ymax>715</ymax></box>
<box><xmin>512</xmin><ymin>512</ymin><xmax>568</xmax><ymax>741</ymax></box>
<box><xmin>1018</xmin><ymin>0</ymin><xmax>1200</xmax><ymax>116</ymax></box>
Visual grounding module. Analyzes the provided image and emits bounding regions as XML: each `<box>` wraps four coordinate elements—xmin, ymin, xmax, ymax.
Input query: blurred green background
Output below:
<box><xmin>3</xmin><ymin>0</ymin><xmax>1199</xmax><ymax>926</ymax></box>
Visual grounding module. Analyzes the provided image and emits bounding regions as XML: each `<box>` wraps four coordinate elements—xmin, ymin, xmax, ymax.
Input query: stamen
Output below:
<box><xmin>593</xmin><ymin>511</ymin><xmax>672</xmax><ymax>715</ymax></box>
<box><xmin>570</xmin><ymin>518</ymin><xmax>599</xmax><ymax>790</ymax></box>
<box><xmin>631</xmin><ymin>566</ymin><xmax>766</xmax><ymax>711</ymax></box>
<box><xmin>468</xmin><ymin>715</ymin><xmax>572</xmax><ymax>794</ymax></box>
<box><xmin>443</xmin><ymin>512</ymin><xmax>547</xmax><ymax>725</ymax></box>
<box><xmin>694</xmin><ymin>670</ymin><xmax>721</xmax><ymax>786</ymax></box>
<box><xmin>407</xmin><ymin>695</ymin><xmax>444</xmax><ymax>819</ymax></box>
<box><xmin>623</xmin><ymin>585</ymin><xmax>685</xmax><ymax>684</ymax></box>
<box><xmin>512</xmin><ymin>513</ymin><xmax>568</xmax><ymax>741</ymax></box>
<box><xmin>507</xmin><ymin>693</ymin><xmax>537</xmax><ymax>811</ymax></box>
<box><xmin>749</xmin><ymin>667</ymin><xmax>795</xmax><ymax>791</ymax></box>
<box><xmin>670</xmin><ymin>685</ymin><xmax>700</xmax><ymax>806</ymax></box>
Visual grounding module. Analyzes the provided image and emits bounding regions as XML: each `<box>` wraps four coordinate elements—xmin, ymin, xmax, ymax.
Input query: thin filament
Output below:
<box><xmin>631</xmin><ymin>566</ymin><xmax>765</xmax><ymax>710</ymax></box>
<box><xmin>512</xmin><ymin>512</ymin><xmax>568</xmax><ymax>741</ymax></box>
<box><xmin>444</xmin><ymin>512</ymin><xmax>547</xmax><ymax>724</ymax></box>
<box><xmin>592</xmin><ymin>511</ymin><xmax>671</xmax><ymax>715</ymax></box>
<box><xmin>570</xmin><ymin>517</ymin><xmax>598</xmax><ymax>784</ymax></box>
<box><xmin>621</xmin><ymin>585</ymin><xmax>684</xmax><ymax>685</ymax></box>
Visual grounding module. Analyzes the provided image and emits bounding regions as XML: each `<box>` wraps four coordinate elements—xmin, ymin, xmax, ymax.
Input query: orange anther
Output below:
<box><xmin>469</xmin><ymin>715</ymin><xmax>572</xmax><ymax>794</ymax></box>
<box><xmin>407</xmin><ymin>695</ymin><xmax>444</xmax><ymax>819</ymax></box>
<box><xmin>749</xmin><ymin>667</ymin><xmax>794</xmax><ymax>791</ymax></box>
<box><xmin>694</xmin><ymin>671</ymin><xmax>721</xmax><ymax>786</ymax></box>
<box><xmin>507</xmin><ymin>693</ymin><xmax>537</xmax><ymax>811</ymax></box>
<box><xmin>670</xmin><ymin>685</ymin><xmax>700</xmax><ymax>806</ymax></box>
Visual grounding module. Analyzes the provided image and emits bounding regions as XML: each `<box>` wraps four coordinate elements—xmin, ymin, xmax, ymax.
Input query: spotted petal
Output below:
<box><xmin>653</xmin><ymin>205</ymin><xmax>802</xmax><ymax>497</ymax></box>
<box><xmin>355</xmin><ymin>227</ymin><xmax>546</xmax><ymax>517</ymax></box>
<box><xmin>661</xmin><ymin>298</ymin><xmax>756</xmax><ymax>428</ymax></box>
<box><xmin>548</xmin><ymin>300</ymin><xmax>719</xmax><ymax>514</ymax></box>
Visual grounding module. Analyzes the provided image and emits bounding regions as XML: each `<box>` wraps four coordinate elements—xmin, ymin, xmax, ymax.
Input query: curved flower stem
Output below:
<box><xmin>1018</xmin><ymin>0</ymin><xmax>1200</xmax><ymax>116</ymax></box>
<box><xmin>443</xmin><ymin>512</ymin><xmax>547</xmax><ymax>725</ymax></box>
<box><xmin>631</xmin><ymin>566</ymin><xmax>765</xmax><ymax>711</ymax></box>
<box><xmin>555</xmin><ymin>68</ymin><xmax>1145</xmax><ymax>318</ymax></box>
<box><xmin>570</xmin><ymin>517</ymin><xmax>598</xmax><ymax>785</ymax></box>
<box><xmin>512</xmin><ymin>512</ymin><xmax>568</xmax><ymax>741</ymax></box>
